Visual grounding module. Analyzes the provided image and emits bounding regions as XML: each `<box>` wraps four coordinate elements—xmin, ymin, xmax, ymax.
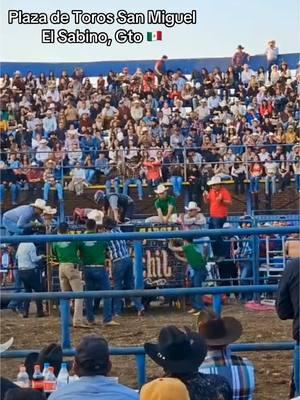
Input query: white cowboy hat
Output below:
<box><xmin>43</xmin><ymin>206</ymin><xmax>57</xmax><ymax>215</ymax></box>
<box><xmin>207</xmin><ymin>176</ymin><xmax>222</xmax><ymax>186</ymax></box>
<box><xmin>185</xmin><ymin>201</ymin><xmax>200</xmax><ymax>212</ymax></box>
<box><xmin>0</xmin><ymin>337</ymin><xmax>13</xmax><ymax>354</ymax></box>
<box><xmin>30</xmin><ymin>199</ymin><xmax>47</xmax><ymax>210</ymax></box>
<box><xmin>154</xmin><ymin>184</ymin><xmax>168</xmax><ymax>194</ymax></box>
<box><xmin>87</xmin><ymin>210</ymin><xmax>104</xmax><ymax>225</ymax></box>
<box><xmin>39</xmin><ymin>139</ymin><xmax>48</xmax><ymax>144</ymax></box>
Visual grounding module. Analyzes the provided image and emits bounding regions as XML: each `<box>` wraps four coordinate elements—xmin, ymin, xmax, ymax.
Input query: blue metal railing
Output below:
<box><xmin>0</xmin><ymin>227</ymin><xmax>299</xmax><ymax>393</ymax></box>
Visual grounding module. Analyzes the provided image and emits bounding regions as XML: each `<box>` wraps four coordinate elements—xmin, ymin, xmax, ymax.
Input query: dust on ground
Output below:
<box><xmin>0</xmin><ymin>304</ymin><xmax>293</xmax><ymax>400</ymax></box>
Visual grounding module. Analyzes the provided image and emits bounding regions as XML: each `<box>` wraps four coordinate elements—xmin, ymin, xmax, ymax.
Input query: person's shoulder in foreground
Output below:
<box><xmin>49</xmin><ymin>334</ymin><xmax>138</xmax><ymax>400</ymax></box>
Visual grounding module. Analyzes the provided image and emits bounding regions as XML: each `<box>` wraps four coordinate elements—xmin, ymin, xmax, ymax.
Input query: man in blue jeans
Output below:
<box><xmin>123</xmin><ymin>156</ymin><xmax>143</xmax><ymax>200</ymax></box>
<box><xmin>102</xmin><ymin>216</ymin><xmax>144</xmax><ymax>317</ymax></box>
<box><xmin>78</xmin><ymin>218</ymin><xmax>119</xmax><ymax>326</ymax></box>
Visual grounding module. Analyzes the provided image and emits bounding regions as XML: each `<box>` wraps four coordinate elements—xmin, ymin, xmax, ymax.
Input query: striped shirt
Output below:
<box><xmin>107</xmin><ymin>228</ymin><xmax>130</xmax><ymax>260</ymax></box>
<box><xmin>199</xmin><ymin>348</ymin><xmax>255</xmax><ymax>400</ymax></box>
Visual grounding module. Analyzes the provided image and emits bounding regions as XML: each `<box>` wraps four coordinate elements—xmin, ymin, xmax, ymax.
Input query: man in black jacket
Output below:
<box><xmin>276</xmin><ymin>258</ymin><xmax>299</xmax><ymax>398</ymax></box>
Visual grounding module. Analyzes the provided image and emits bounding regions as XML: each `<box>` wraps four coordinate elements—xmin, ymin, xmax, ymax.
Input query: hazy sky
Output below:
<box><xmin>1</xmin><ymin>0</ymin><xmax>299</xmax><ymax>62</ymax></box>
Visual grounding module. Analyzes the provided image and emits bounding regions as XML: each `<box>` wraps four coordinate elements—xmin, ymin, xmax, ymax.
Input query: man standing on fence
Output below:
<box><xmin>52</xmin><ymin>222</ymin><xmax>91</xmax><ymax>329</ymax></box>
<box><xmin>102</xmin><ymin>216</ymin><xmax>144</xmax><ymax>317</ymax></box>
<box><xmin>78</xmin><ymin>218</ymin><xmax>119</xmax><ymax>327</ymax></box>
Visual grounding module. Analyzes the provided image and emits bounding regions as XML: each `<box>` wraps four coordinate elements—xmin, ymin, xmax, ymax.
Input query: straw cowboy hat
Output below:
<box><xmin>207</xmin><ymin>176</ymin><xmax>222</xmax><ymax>186</ymax></box>
<box><xmin>43</xmin><ymin>206</ymin><xmax>57</xmax><ymax>215</ymax></box>
<box><xmin>30</xmin><ymin>199</ymin><xmax>47</xmax><ymax>210</ymax></box>
<box><xmin>0</xmin><ymin>337</ymin><xmax>13</xmax><ymax>354</ymax></box>
<box><xmin>197</xmin><ymin>310</ymin><xmax>242</xmax><ymax>347</ymax></box>
<box><xmin>185</xmin><ymin>201</ymin><xmax>200</xmax><ymax>212</ymax></box>
<box><xmin>39</xmin><ymin>138</ymin><xmax>48</xmax><ymax>144</ymax></box>
<box><xmin>144</xmin><ymin>325</ymin><xmax>207</xmax><ymax>374</ymax></box>
<box><xmin>154</xmin><ymin>184</ymin><xmax>168</xmax><ymax>194</ymax></box>
<box><xmin>87</xmin><ymin>210</ymin><xmax>104</xmax><ymax>225</ymax></box>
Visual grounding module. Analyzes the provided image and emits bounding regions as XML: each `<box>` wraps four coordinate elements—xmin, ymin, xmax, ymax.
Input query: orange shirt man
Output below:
<box><xmin>203</xmin><ymin>176</ymin><xmax>232</xmax><ymax>224</ymax></box>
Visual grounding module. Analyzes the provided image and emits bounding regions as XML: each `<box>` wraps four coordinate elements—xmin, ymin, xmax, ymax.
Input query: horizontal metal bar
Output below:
<box><xmin>0</xmin><ymin>227</ymin><xmax>298</xmax><ymax>244</ymax></box>
<box><xmin>0</xmin><ymin>285</ymin><xmax>278</xmax><ymax>301</ymax></box>
<box><xmin>0</xmin><ymin>342</ymin><xmax>295</xmax><ymax>359</ymax></box>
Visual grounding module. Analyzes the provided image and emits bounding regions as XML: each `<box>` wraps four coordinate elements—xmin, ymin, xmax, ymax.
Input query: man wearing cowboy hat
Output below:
<box><xmin>198</xmin><ymin>310</ymin><xmax>255</xmax><ymax>400</ymax></box>
<box><xmin>144</xmin><ymin>325</ymin><xmax>232</xmax><ymax>400</ymax></box>
<box><xmin>203</xmin><ymin>176</ymin><xmax>232</xmax><ymax>257</ymax></box>
<box><xmin>182</xmin><ymin>202</ymin><xmax>206</xmax><ymax>230</ymax></box>
<box><xmin>145</xmin><ymin>184</ymin><xmax>177</xmax><ymax>224</ymax></box>
<box><xmin>78</xmin><ymin>216</ymin><xmax>119</xmax><ymax>326</ymax></box>
<box><xmin>2</xmin><ymin>199</ymin><xmax>46</xmax><ymax>235</ymax></box>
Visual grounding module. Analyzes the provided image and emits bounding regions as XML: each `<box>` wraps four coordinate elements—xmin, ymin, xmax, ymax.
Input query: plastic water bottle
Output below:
<box><xmin>42</xmin><ymin>362</ymin><xmax>50</xmax><ymax>377</ymax></box>
<box><xmin>32</xmin><ymin>364</ymin><xmax>44</xmax><ymax>392</ymax></box>
<box><xmin>43</xmin><ymin>366</ymin><xmax>57</xmax><ymax>394</ymax></box>
<box><xmin>57</xmin><ymin>363</ymin><xmax>69</xmax><ymax>388</ymax></box>
<box><xmin>16</xmin><ymin>365</ymin><xmax>30</xmax><ymax>388</ymax></box>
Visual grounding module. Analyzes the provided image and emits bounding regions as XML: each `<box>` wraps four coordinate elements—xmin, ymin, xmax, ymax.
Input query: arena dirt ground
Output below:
<box><xmin>0</xmin><ymin>303</ymin><xmax>293</xmax><ymax>400</ymax></box>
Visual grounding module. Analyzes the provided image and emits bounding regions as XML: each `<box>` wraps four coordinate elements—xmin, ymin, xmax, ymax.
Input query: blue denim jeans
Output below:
<box><xmin>190</xmin><ymin>268</ymin><xmax>208</xmax><ymax>310</ymax></box>
<box><xmin>84</xmin><ymin>267</ymin><xmax>112</xmax><ymax>323</ymax></box>
<box><xmin>295</xmin><ymin>174</ymin><xmax>300</xmax><ymax>192</ymax></box>
<box><xmin>0</xmin><ymin>183</ymin><xmax>18</xmax><ymax>205</ymax></box>
<box><xmin>170</xmin><ymin>176</ymin><xmax>183</xmax><ymax>197</ymax></box>
<box><xmin>250</xmin><ymin>176</ymin><xmax>260</xmax><ymax>193</ymax></box>
<box><xmin>43</xmin><ymin>182</ymin><xmax>63</xmax><ymax>201</ymax></box>
<box><xmin>7</xmin><ymin>268</ymin><xmax>24</xmax><ymax>311</ymax></box>
<box><xmin>85</xmin><ymin>169</ymin><xmax>95</xmax><ymax>183</ymax></box>
<box><xmin>112</xmin><ymin>256</ymin><xmax>143</xmax><ymax>315</ymax></box>
<box><xmin>105</xmin><ymin>179</ymin><xmax>120</xmax><ymax>194</ymax></box>
<box><xmin>240</xmin><ymin>260</ymin><xmax>253</xmax><ymax>301</ymax></box>
<box><xmin>265</xmin><ymin>176</ymin><xmax>276</xmax><ymax>195</ymax></box>
<box><xmin>123</xmin><ymin>178</ymin><xmax>143</xmax><ymax>199</ymax></box>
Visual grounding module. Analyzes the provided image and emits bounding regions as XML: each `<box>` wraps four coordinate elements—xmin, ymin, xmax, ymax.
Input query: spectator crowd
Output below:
<box><xmin>0</xmin><ymin>42</ymin><xmax>300</xmax><ymax>210</ymax></box>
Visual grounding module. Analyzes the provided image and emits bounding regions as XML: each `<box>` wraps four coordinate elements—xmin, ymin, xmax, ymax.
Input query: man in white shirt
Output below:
<box><xmin>195</xmin><ymin>99</ymin><xmax>210</xmax><ymax>121</ymax></box>
<box><xmin>241</xmin><ymin>64</ymin><xmax>255</xmax><ymax>86</ymax></box>
<box><xmin>43</xmin><ymin>110</ymin><xmax>57</xmax><ymax>138</ymax></box>
<box><xmin>16</xmin><ymin>241</ymin><xmax>45</xmax><ymax>318</ymax></box>
<box><xmin>35</xmin><ymin>139</ymin><xmax>51</xmax><ymax>165</ymax></box>
<box><xmin>265</xmin><ymin>40</ymin><xmax>279</xmax><ymax>79</ymax></box>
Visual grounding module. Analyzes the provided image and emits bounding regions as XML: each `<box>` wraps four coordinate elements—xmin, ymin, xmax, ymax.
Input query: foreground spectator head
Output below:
<box><xmin>102</xmin><ymin>216</ymin><xmax>117</xmax><ymax>230</ymax></box>
<box><xmin>58</xmin><ymin>222</ymin><xmax>69</xmax><ymax>234</ymax></box>
<box><xmin>4</xmin><ymin>388</ymin><xmax>45</xmax><ymax>400</ymax></box>
<box><xmin>25</xmin><ymin>344</ymin><xmax>63</xmax><ymax>378</ymax></box>
<box><xmin>197</xmin><ymin>310</ymin><xmax>242</xmax><ymax>348</ymax></box>
<box><xmin>140</xmin><ymin>378</ymin><xmax>190</xmax><ymax>400</ymax></box>
<box><xmin>74</xmin><ymin>335</ymin><xmax>111</xmax><ymax>377</ymax></box>
<box><xmin>144</xmin><ymin>325</ymin><xmax>207</xmax><ymax>374</ymax></box>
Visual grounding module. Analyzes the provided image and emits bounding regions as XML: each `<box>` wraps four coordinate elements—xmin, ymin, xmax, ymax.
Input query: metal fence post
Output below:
<box><xmin>134</xmin><ymin>241</ymin><xmax>144</xmax><ymax>290</ymax></box>
<box><xmin>294</xmin><ymin>344</ymin><xmax>300</xmax><ymax>396</ymax></box>
<box><xmin>252</xmin><ymin>234</ymin><xmax>260</xmax><ymax>301</ymax></box>
<box><xmin>135</xmin><ymin>354</ymin><xmax>146</xmax><ymax>388</ymax></box>
<box><xmin>212</xmin><ymin>294</ymin><xmax>222</xmax><ymax>316</ymax></box>
<box><xmin>60</xmin><ymin>299</ymin><xmax>71</xmax><ymax>349</ymax></box>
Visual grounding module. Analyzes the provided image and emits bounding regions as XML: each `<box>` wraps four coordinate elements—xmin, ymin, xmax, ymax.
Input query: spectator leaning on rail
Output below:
<box><xmin>276</xmin><ymin>258</ymin><xmax>300</xmax><ymax>398</ymax></box>
<box><xmin>144</xmin><ymin>325</ymin><xmax>233</xmax><ymax>400</ymax></box>
<box><xmin>48</xmin><ymin>334</ymin><xmax>139</xmax><ymax>400</ymax></box>
<box><xmin>198</xmin><ymin>310</ymin><xmax>255</xmax><ymax>400</ymax></box>
<box><xmin>94</xmin><ymin>190</ymin><xmax>134</xmax><ymax>223</ymax></box>
<box><xmin>2</xmin><ymin>198</ymin><xmax>46</xmax><ymax>235</ymax></box>
<box><xmin>52</xmin><ymin>222</ymin><xmax>92</xmax><ymax>329</ymax></box>
<box><xmin>78</xmin><ymin>217</ymin><xmax>119</xmax><ymax>327</ymax></box>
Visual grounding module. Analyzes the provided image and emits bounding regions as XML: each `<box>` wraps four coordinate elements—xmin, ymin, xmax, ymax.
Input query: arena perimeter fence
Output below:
<box><xmin>0</xmin><ymin>226</ymin><xmax>299</xmax><ymax>393</ymax></box>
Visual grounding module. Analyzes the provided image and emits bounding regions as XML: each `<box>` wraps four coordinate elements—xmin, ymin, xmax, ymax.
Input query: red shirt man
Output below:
<box><xmin>203</xmin><ymin>176</ymin><xmax>232</xmax><ymax>220</ymax></box>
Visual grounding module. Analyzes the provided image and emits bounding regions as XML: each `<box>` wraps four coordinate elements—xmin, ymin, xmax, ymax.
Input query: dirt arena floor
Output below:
<box><xmin>0</xmin><ymin>303</ymin><xmax>293</xmax><ymax>400</ymax></box>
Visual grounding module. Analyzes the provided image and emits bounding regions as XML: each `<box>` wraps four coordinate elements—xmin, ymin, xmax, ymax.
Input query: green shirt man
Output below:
<box><xmin>78</xmin><ymin>231</ymin><xmax>107</xmax><ymax>266</ymax></box>
<box><xmin>52</xmin><ymin>241</ymin><xmax>80</xmax><ymax>264</ymax></box>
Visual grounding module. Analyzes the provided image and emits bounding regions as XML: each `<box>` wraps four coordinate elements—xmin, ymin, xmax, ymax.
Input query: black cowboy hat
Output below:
<box><xmin>197</xmin><ymin>310</ymin><xmax>242</xmax><ymax>347</ymax></box>
<box><xmin>144</xmin><ymin>325</ymin><xmax>207</xmax><ymax>374</ymax></box>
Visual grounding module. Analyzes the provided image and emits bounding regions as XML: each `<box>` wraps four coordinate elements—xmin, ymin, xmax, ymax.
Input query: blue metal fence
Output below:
<box><xmin>0</xmin><ymin>227</ymin><xmax>299</xmax><ymax>393</ymax></box>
